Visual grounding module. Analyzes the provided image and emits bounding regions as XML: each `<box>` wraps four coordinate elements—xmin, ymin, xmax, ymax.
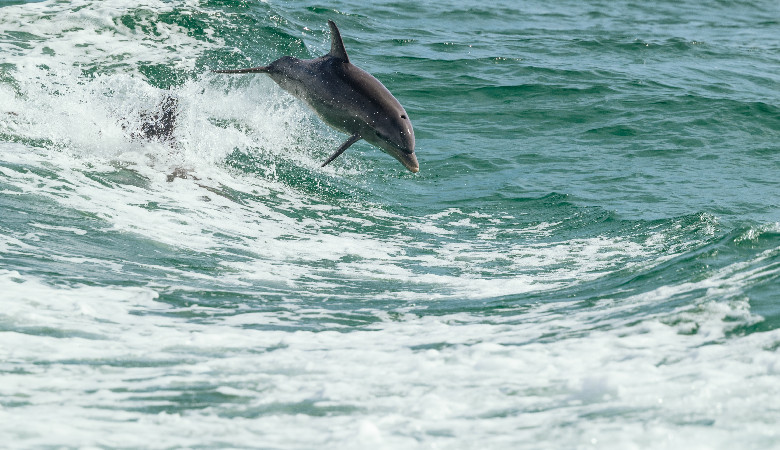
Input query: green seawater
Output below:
<box><xmin>0</xmin><ymin>0</ymin><xmax>778</xmax><ymax>447</ymax></box>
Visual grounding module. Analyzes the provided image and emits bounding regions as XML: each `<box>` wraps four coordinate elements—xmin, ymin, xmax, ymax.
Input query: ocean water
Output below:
<box><xmin>1</xmin><ymin>0</ymin><xmax>779</xmax><ymax>447</ymax></box>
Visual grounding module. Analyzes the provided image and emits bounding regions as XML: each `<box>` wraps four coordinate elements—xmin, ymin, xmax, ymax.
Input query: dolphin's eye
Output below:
<box><xmin>400</xmin><ymin>115</ymin><xmax>407</xmax><ymax>119</ymax></box>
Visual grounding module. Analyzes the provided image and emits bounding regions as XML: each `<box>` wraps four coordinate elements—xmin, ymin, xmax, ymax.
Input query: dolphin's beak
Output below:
<box><xmin>374</xmin><ymin>137</ymin><xmax>419</xmax><ymax>173</ymax></box>
<box><xmin>398</xmin><ymin>151</ymin><xmax>419</xmax><ymax>173</ymax></box>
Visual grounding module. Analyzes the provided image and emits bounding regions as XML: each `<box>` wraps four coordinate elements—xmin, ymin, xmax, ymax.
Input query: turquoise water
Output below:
<box><xmin>1</xmin><ymin>0</ymin><xmax>779</xmax><ymax>447</ymax></box>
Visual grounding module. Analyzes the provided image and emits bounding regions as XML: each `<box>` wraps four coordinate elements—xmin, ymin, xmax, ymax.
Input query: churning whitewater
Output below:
<box><xmin>1</xmin><ymin>0</ymin><xmax>778</xmax><ymax>448</ymax></box>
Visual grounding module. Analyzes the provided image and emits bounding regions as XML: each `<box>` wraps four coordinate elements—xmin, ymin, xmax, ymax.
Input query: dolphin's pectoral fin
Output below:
<box><xmin>327</xmin><ymin>20</ymin><xmax>349</xmax><ymax>63</ymax></box>
<box><xmin>321</xmin><ymin>133</ymin><xmax>361</xmax><ymax>167</ymax></box>
<box><xmin>213</xmin><ymin>66</ymin><xmax>269</xmax><ymax>74</ymax></box>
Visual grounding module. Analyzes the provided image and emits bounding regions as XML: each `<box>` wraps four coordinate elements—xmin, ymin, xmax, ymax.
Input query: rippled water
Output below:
<box><xmin>1</xmin><ymin>0</ymin><xmax>779</xmax><ymax>447</ymax></box>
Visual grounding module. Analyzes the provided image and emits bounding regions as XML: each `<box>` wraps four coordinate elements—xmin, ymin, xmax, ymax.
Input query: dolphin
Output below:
<box><xmin>124</xmin><ymin>94</ymin><xmax>178</xmax><ymax>144</ymax></box>
<box><xmin>214</xmin><ymin>20</ymin><xmax>418</xmax><ymax>173</ymax></box>
<box><xmin>120</xmin><ymin>94</ymin><xmax>194</xmax><ymax>182</ymax></box>
<box><xmin>138</xmin><ymin>94</ymin><xmax>178</xmax><ymax>143</ymax></box>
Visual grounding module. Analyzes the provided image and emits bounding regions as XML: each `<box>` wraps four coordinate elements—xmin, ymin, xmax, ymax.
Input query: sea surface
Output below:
<box><xmin>1</xmin><ymin>0</ymin><xmax>779</xmax><ymax>447</ymax></box>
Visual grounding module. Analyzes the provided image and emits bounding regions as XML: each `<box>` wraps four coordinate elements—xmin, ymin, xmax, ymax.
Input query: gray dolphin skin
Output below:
<box><xmin>215</xmin><ymin>20</ymin><xmax>418</xmax><ymax>173</ymax></box>
<box><xmin>123</xmin><ymin>94</ymin><xmax>178</xmax><ymax>144</ymax></box>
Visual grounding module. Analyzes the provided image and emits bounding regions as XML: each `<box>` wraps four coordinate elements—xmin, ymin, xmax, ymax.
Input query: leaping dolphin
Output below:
<box><xmin>215</xmin><ymin>20</ymin><xmax>418</xmax><ymax>173</ymax></box>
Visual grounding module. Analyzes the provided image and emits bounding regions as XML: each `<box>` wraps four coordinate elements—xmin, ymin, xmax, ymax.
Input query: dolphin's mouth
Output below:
<box><xmin>395</xmin><ymin>151</ymin><xmax>419</xmax><ymax>173</ymax></box>
<box><xmin>371</xmin><ymin>135</ymin><xmax>418</xmax><ymax>173</ymax></box>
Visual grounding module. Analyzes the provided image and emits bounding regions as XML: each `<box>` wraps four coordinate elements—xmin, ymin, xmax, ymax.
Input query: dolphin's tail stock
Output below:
<box><xmin>213</xmin><ymin>66</ymin><xmax>269</xmax><ymax>74</ymax></box>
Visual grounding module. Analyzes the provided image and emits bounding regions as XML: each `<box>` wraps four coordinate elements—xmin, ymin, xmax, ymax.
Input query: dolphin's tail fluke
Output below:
<box><xmin>213</xmin><ymin>66</ymin><xmax>269</xmax><ymax>74</ymax></box>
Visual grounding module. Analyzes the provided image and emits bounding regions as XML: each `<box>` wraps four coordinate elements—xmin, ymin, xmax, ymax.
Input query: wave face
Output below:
<box><xmin>1</xmin><ymin>0</ymin><xmax>778</xmax><ymax>447</ymax></box>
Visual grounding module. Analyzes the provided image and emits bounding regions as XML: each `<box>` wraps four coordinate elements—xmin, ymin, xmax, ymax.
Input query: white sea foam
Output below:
<box><xmin>1</xmin><ymin>260</ymin><xmax>778</xmax><ymax>448</ymax></box>
<box><xmin>2</xmin><ymin>133</ymin><xmax>677</xmax><ymax>302</ymax></box>
<box><xmin>0</xmin><ymin>156</ymin><xmax>777</xmax><ymax>446</ymax></box>
<box><xmin>0</xmin><ymin>0</ymin><xmax>218</xmax><ymax>71</ymax></box>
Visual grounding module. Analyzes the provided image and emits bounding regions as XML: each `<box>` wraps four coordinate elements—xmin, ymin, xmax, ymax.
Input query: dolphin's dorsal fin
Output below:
<box><xmin>328</xmin><ymin>20</ymin><xmax>349</xmax><ymax>63</ymax></box>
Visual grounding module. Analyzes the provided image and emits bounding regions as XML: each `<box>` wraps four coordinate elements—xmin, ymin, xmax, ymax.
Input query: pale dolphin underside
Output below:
<box><xmin>215</xmin><ymin>20</ymin><xmax>418</xmax><ymax>173</ymax></box>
